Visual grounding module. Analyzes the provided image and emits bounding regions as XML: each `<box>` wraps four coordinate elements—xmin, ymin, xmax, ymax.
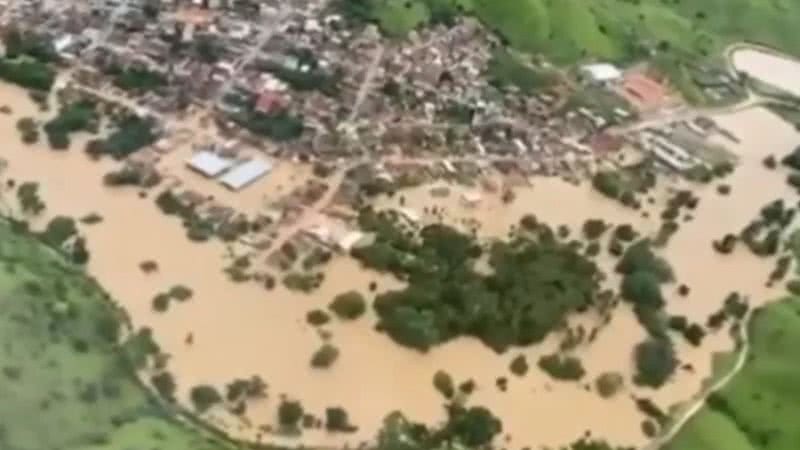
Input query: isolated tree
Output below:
<box><xmin>433</xmin><ymin>370</ymin><xmax>455</xmax><ymax>399</ymax></box>
<box><xmin>190</xmin><ymin>385</ymin><xmax>222</xmax><ymax>413</ymax></box>
<box><xmin>329</xmin><ymin>291</ymin><xmax>367</xmax><ymax>320</ymax></box>
<box><xmin>151</xmin><ymin>371</ymin><xmax>176</xmax><ymax>401</ymax></box>
<box><xmin>634</xmin><ymin>338</ymin><xmax>677</xmax><ymax>388</ymax></box>
<box><xmin>278</xmin><ymin>399</ymin><xmax>304</xmax><ymax>427</ymax></box>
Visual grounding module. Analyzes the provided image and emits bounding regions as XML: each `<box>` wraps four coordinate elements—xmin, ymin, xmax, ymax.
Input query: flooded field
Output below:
<box><xmin>732</xmin><ymin>47</ymin><xmax>800</xmax><ymax>96</ymax></box>
<box><xmin>0</xmin><ymin>79</ymin><xmax>797</xmax><ymax>449</ymax></box>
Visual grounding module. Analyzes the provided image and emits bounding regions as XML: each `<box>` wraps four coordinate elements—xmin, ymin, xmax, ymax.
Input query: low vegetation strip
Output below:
<box><xmin>0</xmin><ymin>221</ymin><xmax>231</xmax><ymax>450</ymax></box>
<box><xmin>665</xmin><ymin>297</ymin><xmax>800</xmax><ymax>450</ymax></box>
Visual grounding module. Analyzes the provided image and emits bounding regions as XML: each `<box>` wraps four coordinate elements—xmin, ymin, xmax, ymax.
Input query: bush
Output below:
<box><xmin>444</xmin><ymin>406</ymin><xmax>503</xmax><ymax>446</ymax></box>
<box><xmin>168</xmin><ymin>285</ymin><xmax>193</xmax><ymax>301</ymax></box>
<box><xmin>326</xmin><ymin>406</ymin><xmax>356</xmax><ymax>432</ymax></box>
<box><xmin>786</xmin><ymin>279</ymin><xmax>800</xmax><ymax>296</ymax></box>
<box><xmin>329</xmin><ymin>291</ymin><xmax>367</xmax><ymax>320</ymax></box>
<box><xmin>763</xmin><ymin>155</ymin><xmax>777</xmax><ymax>169</ymax></box>
<box><xmin>633</xmin><ymin>338</ymin><xmax>677</xmax><ymax>388</ymax></box>
<box><xmin>306</xmin><ymin>309</ymin><xmax>331</xmax><ymax>326</ymax></box>
<box><xmin>509</xmin><ymin>355</ymin><xmax>528</xmax><ymax>376</ymax></box>
<box><xmin>582</xmin><ymin>219</ymin><xmax>608</xmax><ymax>240</ymax></box>
<box><xmin>278</xmin><ymin>400</ymin><xmax>304</xmax><ymax>427</ymax></box>
<box><xmin>537</xmin><ymin>353</ymin><xmax>585</xmax><ymax>381</ymax></box>
<box><xmin>151</xmin><ymin>293</ymin><xmax>170</xmax><ymax>312</ymax></box>
<box><xmin>613</xmin><ymin>224</ymin><xmax>638</xmax><ymax>242</ymax></box>
<box><xmin>433</xmin><ymin>370</ymin><xmax>455</xmax><ymax>399</ymax></box>
<box><xmin>190</xmin><ymin>385</ymin><xmax>222</xmax><ymax>413</ymax></box>
<box><xmin>283</xmin><ymin>272</ymin><xmax>321</xmax><ymax>293</ymax></box>
<box><xmin>683</xmin><ymin>323</ymin><xmax>705</xmax><ymax>347</ymax></box>
<box><xmin>595</xmin><ymin>372</ymin><xmax>624</xmax><ymax>398</ymax></box>
<box><xmin>151</xmin><ymin>372</ymin><xmax>176</xmax><ymax>401</ymax></box>
<box><xmin>310</xmin><ymin>344</ymin><xmax>339</xmax><ymax>368</ymax></box>
<box><xmin>40</xmin><ymin>216</ymin><xmax>77</xmax><ymax>248</ymax></box>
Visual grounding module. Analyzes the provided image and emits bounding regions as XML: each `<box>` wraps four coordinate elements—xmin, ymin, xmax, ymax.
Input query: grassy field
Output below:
<box><xmin>0</xmin><ymin>222</ymin><xmax>232</xmax><ymax>450</ymax></box>
<box><xmin>342</xmin><ymin>0</ymin><xmax>800</xmax><ymax>64</ymax></box>
<box><xmin>665</xmin><ymin>296</ymin><xmax>800</xmax><ymax>450</ymax></box>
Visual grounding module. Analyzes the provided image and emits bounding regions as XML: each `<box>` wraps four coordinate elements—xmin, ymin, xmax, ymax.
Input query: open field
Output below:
<box><xmin>0</xmin><ymin>221</ymin><xmax>231</xmax><ymax>450</ymax></box>
<box><xmin>665</xmin><ymin>296</ymin><xmax>800</xmax><ymax>450</ymax></box>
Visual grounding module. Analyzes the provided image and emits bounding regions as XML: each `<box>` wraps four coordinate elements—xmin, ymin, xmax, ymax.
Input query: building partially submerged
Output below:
<box><xmin>219</xmin><ymin>158</ymin><xmax>273</xmax><ymax>191</ymax></box>
<box><xmin>186</xmin><ymin>151</ymin><xmax>235</xmax><ymax>177</ymax></box>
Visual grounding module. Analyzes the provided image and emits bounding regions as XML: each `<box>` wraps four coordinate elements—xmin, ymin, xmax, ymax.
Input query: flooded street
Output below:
<box><xmin>0</xmin><ymin>78</ymin><xmax>797</xmax><ymax>449</ymax></box>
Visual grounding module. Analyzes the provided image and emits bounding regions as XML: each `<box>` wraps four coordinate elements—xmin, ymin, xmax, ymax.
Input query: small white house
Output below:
<box><xmin>580</xmin><ymin>63</ymin><xmax>623</xmax><ymax>85</ymax></box>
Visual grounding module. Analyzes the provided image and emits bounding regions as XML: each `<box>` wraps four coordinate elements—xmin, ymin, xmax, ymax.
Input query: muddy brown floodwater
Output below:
<box><xmin>0</xmin><ymin>79</ymin><xmax>796</xmax><ymax>449</ymax></box>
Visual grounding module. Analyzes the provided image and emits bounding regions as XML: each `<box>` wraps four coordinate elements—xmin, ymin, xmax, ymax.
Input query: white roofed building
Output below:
<box><xmin>219</xmin><ymin>159</ymin><xmax>273</xmax><ymax>191</ymax></box>
<box><xmin>580</xmin><ymin>63</ymin><xmax>623</xmax><ymax>85</ymax></box>
<box><xmin>186</xmin><ymin>151</ymin><xmax>235</xmax><ymax>177</ymax></box>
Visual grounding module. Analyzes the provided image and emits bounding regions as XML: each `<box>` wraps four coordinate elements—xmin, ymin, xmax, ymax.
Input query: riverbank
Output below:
<box><xmin>664</xmin><ymin>296</ymin><xmax>800</xmax><ymax>450</ymax></box>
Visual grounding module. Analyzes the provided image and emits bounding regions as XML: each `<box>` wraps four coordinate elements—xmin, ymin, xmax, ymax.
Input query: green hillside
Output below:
<box><xmin>0</xmin><ymin>222</ymin><xmax>231</xmax><ymax>450</ymax></box>
<box><xmin>341</xmin><ymin>0</ymin><xmax>800</xmax><ymax>64</ymax></box>
<box><xmin>666</xmin><ymin>297</ymin><xmax>800</xmax><ymax>450</ymax></box>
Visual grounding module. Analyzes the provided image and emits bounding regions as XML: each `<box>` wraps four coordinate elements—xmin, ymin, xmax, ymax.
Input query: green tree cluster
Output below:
<box><xmin>43</xmin><ymin>101</ymin><xmax>99</xmax><ymax>150</ymax></box>
<box><xmin>233</xmin><ymin>109</ymin><xmax>304</xmax><ymax>142</ymax></box>
<box><xmin>0</xmin><ymin>58</ymin><xmax>55</xmax><ymax>91</ymax></box>
<box><xmin>91</xmin><ymin>115</ymin><xmax>158</xmax><ymax>159</ymax></box>
<box><xmin>354</xmin><ymin>210</ymin><xmax>603</xmax><ymax>353</ymax></box>
<box><xmin>537</xmin><ymin>353</ymin><xmax>586</xmax><ymax>381</ymax></box>
<box><xmin>633</xmin><ymin>338</ymin><xmax>677</xmax><ymax>388</ymax></box>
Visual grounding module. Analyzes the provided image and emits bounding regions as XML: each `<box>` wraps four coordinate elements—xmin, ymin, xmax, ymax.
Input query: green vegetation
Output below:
<box><xmin>89</xmin><ymin>115</ymin><xmax>158</xmax><ymax>159</ymax></box>
<box><xmin>594</xmin><ymin>372</ymin><xmax>624</xmax><ymax>398</ymax></box>
<box><xmin>509</xmin><ymin>354</ymin><xmax>529</xmax><ymax>376</ymax></box>
<box><xmin>353</xmin><ymin>208</ymin><xmax>603</xmax><ymax>352</ymax></box>
<box><xmin>258</xmin><ymin>48</ymin><xmax>341</xmax><ymax>95</ymax></box>
<box><xmin>283</xmin><ymin>271</ymin><xmax>323</xmax><ymax>293</ymax></box>
<box><xmin>433</xmin><ymin>370</ymin><xmax>455</xmax><ymax>399</ymax></box>
<box><xmin>108</xmin><ymin>65</ymin><xmax>167</xmax><ymax>92</ymax></box>
<box><xmin>537</xmin><ymin>353</ymin><xmax>586</xmax><ymax>381</ymax></box>
<box><xmin>306</xmin><ymin>309</ymin><xmax>331</xmax><ymax>326</ymax></box>
<box><xmin>486</xmin><ymin>48</ymin><xmax>557</xmax><ymax>93</ymax></box>
<box><xmin>44</xmin><ymin>101</ymin><xmax>99</xmax><ymax>149</ymax></box>
<box><xmin>667</xmin><ymin>297</ymin><xmax>800</xmax><ymax>450</ymax></box>
<box><xmin>0</xmin><ymin>221</ymin><xmax>231</xmax><ymax>450</ymax></box>
<box><xmin>278</xmin><ymin>399</ymin><xmax>305</xmax><ymax>428</ymax></box>
<box><xmin>310</xmin><ymin>344</ymin><xmax>340</xmax><ymax>368</ymax></box>
<box><xmin>633</xmin><ymin>338</ymin><xmax>677</xmax><ymax>388</ymax></box>
<box><xmin>189</xmin><ymin>385</ymin><xmax>222</xmax><ymax>413</ymax></box>
<box><xmin>329</xmin><ymin>290</ymin><xmax>367</xmax><ymax>320</ymax></box>
<box><xmin>16</xmin><ymin>116</ymin><xmax>39</xmax><ymax>144</ymax></box>
<box><xmin>17</xmin><ymin>181</ymin><xmax>45</xmax><ymax>215</ymax></box>
<box><xmin>232</xmin><ymin>109</ymin><xmax>304</xmax><ymax>141</ymax></box>
<box><xmin>326</xmin><ymin>406</ymin><xmax>357</xmax><ymax>433</ymax></box>
<box><xmin>337</xmin><ymin>0</ymin><xmax>800</xmax><ymax>66</ymax></box>
<box><xmin>0</xmin><ymin>57</ymin><xmax>55</xmax><ymax>91</ymax></box>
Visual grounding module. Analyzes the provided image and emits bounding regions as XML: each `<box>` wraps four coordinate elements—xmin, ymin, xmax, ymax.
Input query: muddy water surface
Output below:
<box><xmin>0</xmin><ymin>81</ymin><xmax>796</xmax><ymax>449</ymax></box>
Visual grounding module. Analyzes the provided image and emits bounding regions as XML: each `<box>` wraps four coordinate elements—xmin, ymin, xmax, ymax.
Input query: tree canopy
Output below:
<box><xmin>353</xmin><ymin>210</ymin><xmax>603</xmax><ymax>353</ymax></box>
